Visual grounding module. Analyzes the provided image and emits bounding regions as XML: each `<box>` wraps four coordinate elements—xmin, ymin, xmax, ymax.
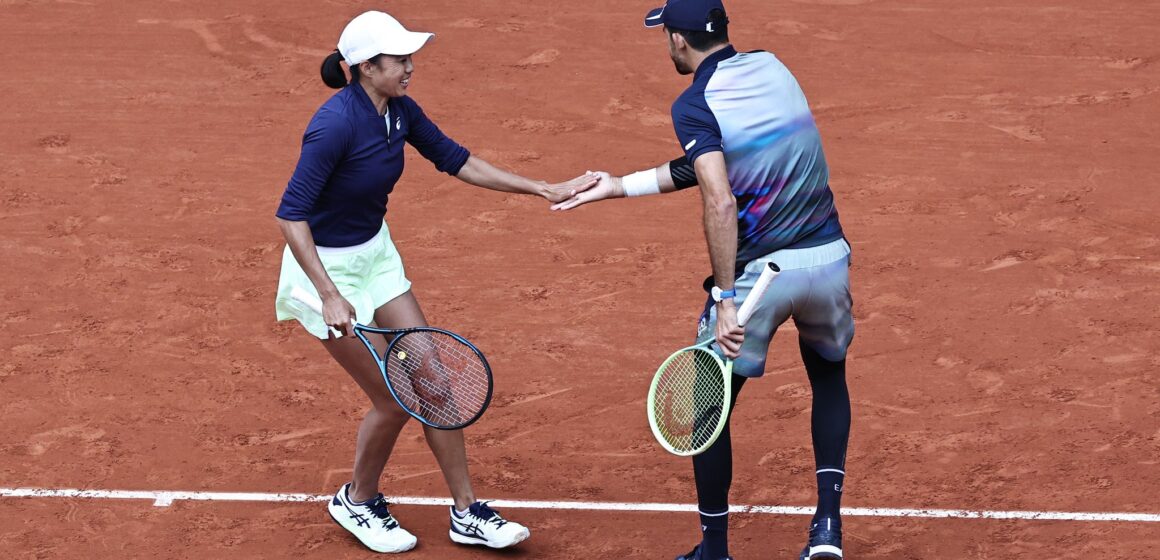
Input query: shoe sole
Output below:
<box><xmin>808</xmin><ymin>544</ymin><xmax>843</xmax><ymax>559</ymax></box>
<box><xmin>448</xmin><ymin>527</ymin><xmax>530</xmax><ymax>549</ymax></box>
<box><xmin>328</xmin><ymin>505</ymin><xmax>417</xmax><ymax>554</ymax></box>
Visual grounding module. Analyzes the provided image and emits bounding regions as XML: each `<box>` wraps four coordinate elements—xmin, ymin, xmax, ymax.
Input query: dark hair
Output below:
<box><xmin>319</xmin><ymin>51</ymin><xmax>385</xmax><ymax>89</ymax></box>
<box><xmin>666</xmin><ymin>9</ymin><xmax>729</xmax><ymax>51</ymax></box>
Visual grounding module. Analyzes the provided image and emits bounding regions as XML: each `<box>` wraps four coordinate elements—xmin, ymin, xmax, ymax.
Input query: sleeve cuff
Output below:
<box><xmin>686</xmin><ymin>144</ymin><xmax>723</xmax><ymax>164</ymax></box>
<box><xmin>443</xmin><ymin>147</ymin><xmax>471</xmax><ymax>176</ymax></box>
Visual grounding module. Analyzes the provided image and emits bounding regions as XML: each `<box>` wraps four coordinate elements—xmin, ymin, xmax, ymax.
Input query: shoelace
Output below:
<box><xmin>470</xmin><ymin>501</ymin><xmax>508</xmax><ymax>529</ymax></box>
<box><xmin>366</xmin><ymin>497</ymin><xmax>400</xmax><ymax>530</ymax></box>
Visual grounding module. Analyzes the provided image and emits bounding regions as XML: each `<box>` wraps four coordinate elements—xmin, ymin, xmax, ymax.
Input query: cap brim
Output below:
<box><xmin>643</xmin><ymin>7</ymin><xmax>665</xmax><ymax>28</ymax></box>
<box><xmin>379</xmin><ymin>31</ymin><xmax>434</xmax><ymax>56</ymax></box>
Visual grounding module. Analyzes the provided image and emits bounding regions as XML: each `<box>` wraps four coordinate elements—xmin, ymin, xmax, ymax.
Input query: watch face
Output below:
<box><xmin>711</xmin><ymin>286</ymin><xmax>723</xmax><ymax>302</ymax></box>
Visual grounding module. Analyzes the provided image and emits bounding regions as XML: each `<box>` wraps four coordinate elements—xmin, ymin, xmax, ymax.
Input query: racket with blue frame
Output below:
<box><xmin>647</xmin><ymin>262</ymin><xmax>781</xmax><ymax>456</ymax></box>
<box><xmin>291</xmin><ymin>286</ymin><xmax>493</xmax><ymax>430</ymax></box>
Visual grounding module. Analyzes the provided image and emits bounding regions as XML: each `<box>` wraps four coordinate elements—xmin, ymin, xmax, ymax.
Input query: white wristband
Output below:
<box><xmin>622</xmin><ymin>169</ymin><xmax>661</xmax><ymax>197</ymax></box>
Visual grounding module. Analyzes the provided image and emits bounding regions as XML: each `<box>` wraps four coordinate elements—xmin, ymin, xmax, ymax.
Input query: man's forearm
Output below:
<box><xmin>692</xmin><ymin>152</ymin><xmax>737</xmax><ymax>289</ymax></box>
<box><xmin>624</xmin><ymin>157</ymin><xmax>695</xmax><ymax>195</ymax></box>
<box><xmin>703</xmin><ymin>194</ymin><xmax>738</xmax><ymax>289</ymax></box>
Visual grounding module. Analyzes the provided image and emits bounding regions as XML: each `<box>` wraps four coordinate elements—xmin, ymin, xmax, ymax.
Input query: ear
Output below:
<box><xmin>668</xmin><ymin>30</ymin><xmax>687</xmax><ymax>51</ymax></box>
<box><xmin>359</xmin><ymin>60</ymin><xmax>377</xmax><ymax>76</ymax></box>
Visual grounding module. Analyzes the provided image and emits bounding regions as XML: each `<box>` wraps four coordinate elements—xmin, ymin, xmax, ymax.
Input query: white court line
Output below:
<box><xmin>2</xmin><ymin>487</ymin><xmax>1159</xmax><ymax>522</ymax></box>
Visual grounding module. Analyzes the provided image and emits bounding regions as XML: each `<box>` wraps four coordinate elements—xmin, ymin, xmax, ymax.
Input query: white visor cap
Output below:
<box><xmin>338</xmin><ymin>11</ymin><xmax>434</xmax><ymax>66</ymax></box>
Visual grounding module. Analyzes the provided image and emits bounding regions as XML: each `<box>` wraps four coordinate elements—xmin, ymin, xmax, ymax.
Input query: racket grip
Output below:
<box><xmin>289</xmin><ymin>286</ymin><xmax>344</xmax><ymax>339</ymax></box>
<box><xmin>736</xmin><ymin>262</ymin><xmax>780</xmax><ymax>327</ymax></box>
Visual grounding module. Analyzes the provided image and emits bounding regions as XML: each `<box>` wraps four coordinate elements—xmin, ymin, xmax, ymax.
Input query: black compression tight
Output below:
<box><xmin>691</xmin><ymin>337</ymin><xmax>851</xmax><ymax>523</ymax></box>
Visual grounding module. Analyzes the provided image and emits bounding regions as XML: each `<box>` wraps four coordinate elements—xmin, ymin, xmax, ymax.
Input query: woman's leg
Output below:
<box><xmin>373</xmin><ymin>291</ymin><xmax>476</xmax><ymax>511</ymax></box>
<box><xmin>321</xmin><ymin>332</ymin><xmax>413</xmax><ymax>503</ymax></box>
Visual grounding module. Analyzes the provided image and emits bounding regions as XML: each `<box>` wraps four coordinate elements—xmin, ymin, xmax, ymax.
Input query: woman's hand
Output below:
<box><xmin>550</xmin><ymin>171</ymin><xmax>624</xmax><ymax>211</ymax></box>
<box><xmin>539</xmin><ymin>172</ymin><xmax>600</xmax><ymax>203</ymax></box>
<box><xmin>321</xmin><ymin>292</ymin><xmax>357</xmax><ymax>337</ymax></box>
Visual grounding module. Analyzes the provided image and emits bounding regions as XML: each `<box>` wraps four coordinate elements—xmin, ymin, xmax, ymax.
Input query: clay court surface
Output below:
<box><xmin>2</xmin><ymin>0</ymin><xmax>1159</xmax><ymax>558</ymax></box>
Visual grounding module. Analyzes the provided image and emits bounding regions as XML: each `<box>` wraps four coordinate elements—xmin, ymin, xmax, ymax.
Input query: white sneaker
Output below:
<box><xmin>328</xmin><ymin>483</ymin><xmax>417</xmax><ymax>553</ymax></box>
<box><xmin>448</xmin><ymin>501</ymin><xmax>530</xmax><ymax>549</ymax></box>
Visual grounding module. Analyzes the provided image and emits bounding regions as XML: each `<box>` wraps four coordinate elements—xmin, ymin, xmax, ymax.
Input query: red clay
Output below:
<box><xmin>1</xmin><ymin>0</ymin><xmax>1158</xmax><ymax>558</ymax></box>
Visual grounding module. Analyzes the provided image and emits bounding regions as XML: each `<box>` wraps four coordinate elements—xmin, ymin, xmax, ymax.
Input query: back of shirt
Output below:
<box><xmin>673</xmin><ymin>47</ymin><xmax>843</xmax><ymax>267</ymax></box>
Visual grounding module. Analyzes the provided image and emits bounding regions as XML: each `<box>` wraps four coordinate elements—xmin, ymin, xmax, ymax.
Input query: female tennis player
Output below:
<box><xmin>273</xmin><ymin>11</ymin><xmax>596</xmax><ymax>554</ymax></box>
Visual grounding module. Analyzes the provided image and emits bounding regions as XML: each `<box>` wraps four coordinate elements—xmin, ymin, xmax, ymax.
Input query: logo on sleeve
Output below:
<box><xmin>685</xmin><ymin>139</ymin><xmax>698</xmax><ymax>150</ymax></box>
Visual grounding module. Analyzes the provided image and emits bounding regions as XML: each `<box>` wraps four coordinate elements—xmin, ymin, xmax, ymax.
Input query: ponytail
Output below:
<box><xmin>320</xmin><ymin>50</ymin><xmax>348</xmax><ymax>89</ymax></box>
<box><xmin>319</xmin><ymin>51</ymin><xmax>384</xmax><ymax>89</ymax></box>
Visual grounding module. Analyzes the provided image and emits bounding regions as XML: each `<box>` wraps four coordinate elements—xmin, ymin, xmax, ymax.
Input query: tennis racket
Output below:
<box><xmin>647</xmin><ymin>262</ymin><xmax>781</xmax><ymax>456</ymax></box>
<box><xmin>290</xmin><ymin>286</ymin><xmax>493</xmax><ymax>430</ymax></box>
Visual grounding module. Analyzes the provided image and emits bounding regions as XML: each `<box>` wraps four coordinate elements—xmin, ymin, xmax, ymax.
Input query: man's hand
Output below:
<box><xmin>538</xmin><ymin>172</ymin><xmax>600</xmax><ymax>203</ymax></box>
<box><xmin>550</xmin><ymin>171</ymin><xmax>625</xmax><ymax>211</ymax></box>
<box><xmin>715</xmin><ymin>299</ymin><xmax>745</xmax><ymax>359</ymax></box>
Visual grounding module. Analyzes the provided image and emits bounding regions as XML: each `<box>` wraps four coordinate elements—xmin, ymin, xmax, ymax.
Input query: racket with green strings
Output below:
<box><xmin>647</xmin><ymin>262</ymin><xmax>781</xmax><ymax>456</ymax></box>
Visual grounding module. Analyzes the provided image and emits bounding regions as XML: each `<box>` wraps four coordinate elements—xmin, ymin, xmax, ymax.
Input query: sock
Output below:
<box><xmin>699</xmin><ymin>509</ymin><xmax>729</xmax><ymax>558</ymax></box>
<box><xmin>800</xmin><ymin>337</ymin><xmax>850</xmax><ymax>525</ymax></box>
<box><xmin>453</xmin><ymin>505</ymin><xmax>470</xmax><ymax>518</ymax></box>
<box><xmin>815</xmin><ymin>468</ymin><xmax>845</xmax><ymax>524</ymax></box>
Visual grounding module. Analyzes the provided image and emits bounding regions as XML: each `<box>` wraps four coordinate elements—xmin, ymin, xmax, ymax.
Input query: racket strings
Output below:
<box><xmin>385</xmin><ymin>331</ymin><xmax>490</xmax><ymax>428</ymax></box>
<box><xmin>654</xmin><ymin>349</ymin><xmax>726</xmax><ymax>452</ymax></box>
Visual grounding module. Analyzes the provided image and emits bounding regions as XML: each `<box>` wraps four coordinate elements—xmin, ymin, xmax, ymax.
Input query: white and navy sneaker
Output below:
<box><xmin>798</xmin><ymin>517</ymin><xmax>843</xmax><ymax>559</ymax></box>
<box><xmin>328</xmin><ymin>483</ymin><xmax>417</xmax><ymax>553</ymax></box>
<box><xmin>448</xmin><ymin>501</ymin><xmax>530</xmax><ymax>549</ymax></box>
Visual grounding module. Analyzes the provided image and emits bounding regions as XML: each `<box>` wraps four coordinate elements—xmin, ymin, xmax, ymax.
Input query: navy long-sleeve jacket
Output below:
<box><xmin>276</xmin><ymin>84</ymin><xmax>470</xmax><ymax>246</ymax></box>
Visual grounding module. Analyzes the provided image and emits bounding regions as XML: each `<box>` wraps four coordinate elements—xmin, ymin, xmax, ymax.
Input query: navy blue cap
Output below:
<box><xmin>644</xmin><ymin>0</ymin><xmax>728</xmax><ymax>32</ymax></box>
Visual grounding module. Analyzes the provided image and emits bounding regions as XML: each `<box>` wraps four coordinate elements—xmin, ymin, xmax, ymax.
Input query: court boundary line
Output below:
<box><xmin>2</xmin><ymin>487</ymin><xmax>1157</xmax><ymax>522</ymax></box>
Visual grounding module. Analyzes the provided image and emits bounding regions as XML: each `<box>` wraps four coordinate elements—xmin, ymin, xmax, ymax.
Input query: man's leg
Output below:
<box><xmin>801</xmin><ymin>338</ymin><xmax>850</xmax><ymax>525</ymax></box>
<box><xmin>794</xmin><ymin>252</ymin><xmax>855</xmax><ymax>559</ymax></box>
<box><xmin>691</xmin><ymin>375</ymin><xmax>747</xmax><ymax>559</ymax></box>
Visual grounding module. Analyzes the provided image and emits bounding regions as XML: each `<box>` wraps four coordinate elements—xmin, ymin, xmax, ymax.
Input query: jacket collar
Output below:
<box><xmin>694</xmin><ymin>44</ymin><xmax>737</xmax><ymax>80</ymax></box>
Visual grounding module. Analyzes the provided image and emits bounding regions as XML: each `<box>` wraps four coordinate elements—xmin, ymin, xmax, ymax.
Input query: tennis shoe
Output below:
<box><xmin>328</xmin><ymin>483</ymin><xmax>417</xmax><ymax>553</ymax></box>
<box><xmin>675</xmin><ymin>544</ymin><xmax>733</xmax><ymax>560</ymax></box>
<box><xmin>798</xmin><ymin>517</ymin><xmax>843</xmax><ymax>559</ymax></box>
<box><xmin>449</xmin><ymin>501</ymin><xmax>530</xmax><ymax>548</ymax></box>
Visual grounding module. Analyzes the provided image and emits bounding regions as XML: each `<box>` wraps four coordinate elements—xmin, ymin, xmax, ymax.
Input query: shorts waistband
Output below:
<box><xmin>752</xmin><ymin>238</ymin><xmax>850</xmax><ymax>271</ymax></box>
<box><xmin>314</xmin><ymin>223</ymin><xmax>387</xmax><ymax>255</ymax></box>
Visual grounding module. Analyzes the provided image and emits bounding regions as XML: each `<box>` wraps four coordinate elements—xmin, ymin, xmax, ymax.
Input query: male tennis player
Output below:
<box><xmin>553</xmin><ymin>1</ymin><xmax>853</xmax><ymax>558</ymax></box>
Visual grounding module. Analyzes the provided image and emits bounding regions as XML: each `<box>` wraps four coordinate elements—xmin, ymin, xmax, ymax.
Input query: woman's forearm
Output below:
<box><xmin>455</xmin><ymin>155</ymin><xmax>546</xmax><ymax>197</ymax></box>
<box><xmin>277</xmin><ymin>217</ymin><xmax>340</xmax><ymax>299</ymax></box>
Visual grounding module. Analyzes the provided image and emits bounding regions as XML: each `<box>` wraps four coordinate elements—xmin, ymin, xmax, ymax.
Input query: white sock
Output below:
<box><xmin>454</xmin><ymin>506</ymin><xmax>470</xmax><ymax>518</ymax></box>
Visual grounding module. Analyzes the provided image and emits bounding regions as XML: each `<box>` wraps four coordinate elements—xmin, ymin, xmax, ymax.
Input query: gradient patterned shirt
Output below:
<box><xmin>672</xmin><ymin>45</ymin><xmax>844</xmax><ymax>268</ymax></box>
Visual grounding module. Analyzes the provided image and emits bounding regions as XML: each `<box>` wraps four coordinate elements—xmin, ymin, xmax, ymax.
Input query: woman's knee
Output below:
<box><xmin>371</xmin><ymin>398</ymin><xmax>411</xmax><ymax>424</ymax></box>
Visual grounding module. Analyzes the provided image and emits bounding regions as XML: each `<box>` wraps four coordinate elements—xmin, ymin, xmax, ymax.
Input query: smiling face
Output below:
<box><xmin>360</xmin><ymin>54</ymin><xmax>414</xmax><ymax>98</ymax></box>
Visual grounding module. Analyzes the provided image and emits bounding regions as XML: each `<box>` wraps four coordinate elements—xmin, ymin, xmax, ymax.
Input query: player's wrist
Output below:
<box><xmin>711</xmin><ymin>285</ymin><xmax>736</xmax><ymax>304</ymax></box>
<box><xmin>532</xmin><ymin>179</ymin><xmax>551</xmax><ymax>199</ymax></box>
<box><xmin>611</xmin><ymin>176</ymin><xmax>627</xmax><ymax>198</ymax></box>
<box><xmin>621</xmin><ymin>168</ymin><xmax>661</xmax><ymax>197</ymax></box>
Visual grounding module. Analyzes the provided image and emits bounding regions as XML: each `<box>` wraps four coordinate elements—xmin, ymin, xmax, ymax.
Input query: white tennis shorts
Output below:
<box><xmin>275</xmin><ymin>222</ymin><xmax>411</xmax><ymax>339</ymax></box>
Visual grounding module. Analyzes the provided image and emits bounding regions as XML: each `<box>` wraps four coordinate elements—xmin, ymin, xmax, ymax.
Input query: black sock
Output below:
<box><xmin>692</xmin><ymin>375</ymin><xmax>746</xmax><ymax>559</ymax></box>
<box><xmin>815</xmin><ymin>468</ymin><xmax>845</xmax><ymax>525</ymax></box>
<box><xmin>800</xmin><ymin>337</ymin><xmax>850</xmax><ymax>525</ymax></box>
<box><xmin>698</xmin><ymin>510</ymin><xmax>729</xmax><ymax>558</ymax></box>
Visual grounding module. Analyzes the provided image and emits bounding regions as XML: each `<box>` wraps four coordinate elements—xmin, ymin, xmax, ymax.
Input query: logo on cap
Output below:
<box><xmin>642</xmin><ymin>0</ymin><xmax>728</xmax><ymax>32</ymax></box>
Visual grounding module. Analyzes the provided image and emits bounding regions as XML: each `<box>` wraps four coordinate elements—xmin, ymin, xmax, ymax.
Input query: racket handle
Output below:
<box><xmin>289</xmin><ymin>286</ymin><xmax>344</xmax><ymax>338</ymax></box>
<box><xmin>737</xmin><ymin>262</ymin><xmax>780</xmax><ymax>327</ymax></box>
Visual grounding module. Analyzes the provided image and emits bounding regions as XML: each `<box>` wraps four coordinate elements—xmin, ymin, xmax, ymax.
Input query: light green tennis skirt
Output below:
<box><xmin>275</xmin><ymin>222</ymin><xmax>411</xmax><ymax>339</ymax></box>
